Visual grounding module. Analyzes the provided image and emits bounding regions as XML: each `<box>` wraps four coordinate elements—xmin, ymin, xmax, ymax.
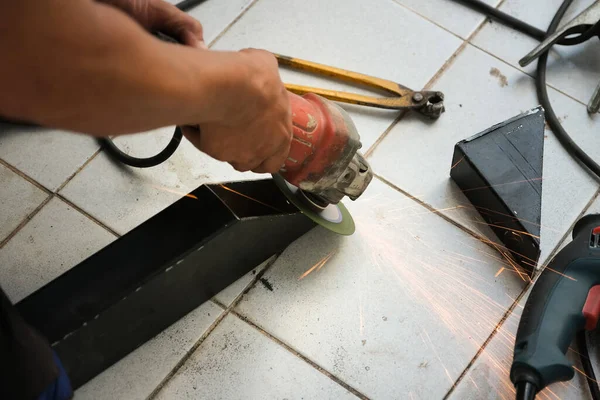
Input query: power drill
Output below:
<box><xmin>510</xmin><ymin>214</ymin><xmax>600</xmax><ymax>399</ymax></box>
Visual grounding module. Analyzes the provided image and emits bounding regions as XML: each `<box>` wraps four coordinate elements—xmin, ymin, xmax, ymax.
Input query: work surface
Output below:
<box><xmin>2</xmin><ymin>0</ymin><xmax>600</xmax><ymax>398</ymax></box>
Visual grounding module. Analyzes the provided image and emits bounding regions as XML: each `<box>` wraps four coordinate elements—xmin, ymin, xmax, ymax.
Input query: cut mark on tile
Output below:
<box><xmin>230</xmin><ymin>310</ymin><xmax>370</xmax><ymax>400</ymax></box>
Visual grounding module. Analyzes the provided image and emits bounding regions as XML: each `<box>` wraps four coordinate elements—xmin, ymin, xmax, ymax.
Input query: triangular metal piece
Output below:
<box><xmin>451</xmin><ymin>107</ymin><xmax>545</xmax><ymax>275</ymax></box>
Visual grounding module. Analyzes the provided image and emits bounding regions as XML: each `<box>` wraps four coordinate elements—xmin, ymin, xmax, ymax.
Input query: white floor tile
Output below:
<box><xmin>471</xmin><ymin>0</ymin><xmax>600</xmax><ymax>106</ymax></box>
<box><xmin>448</xmin><ymin>289</ymin><xmax>593</xmax><ymax>400</ymax></box>
<box><xmin>395</xmin><ymin>0</ymin><xmax>499</xmax><ymax>39</ymax></box>
<box><xmin>187</xmin><ymin>0</ymin><xmax>254</xmax><ymax>44</ymax></box>
<box><xmin>60</xmin><ymin>129</ymin><xmax>261</xmax><ymax>235</ymax></box>
<box><xmin>0</xmin><ymin>126</ymin><xmax>99</xmax><ymax>191</ymax></box>
<box><xmin>211</xmin><ymin>0</ymin><xmax>463</xmax><ymax>151</ymax></box>
<box><xmin>234</xmin><ymin>178</ymin><xmax>525</xmax><ymax>399</ymax></box>
<box><xmin>154</xmin><ymin>314</ymin><xmax>359</xmax><ymax>400</ymax></box>
<box><xmin>76</xmin><ymin>302</ymin><xmax>223</xmax><ymax>400</ymax></box>
<box><xmin>369</xmin><ymin>44</ymin><xmax>599</xmax><ymax>268</ymax></box>
<box><xmin>0</xmin><ymin>197</ymin><xmax>115</xmax><ymax>302</ymax></box>
<box><xmin>587</xmin><ymin>195</ymin><xmax>600</xmax><ymax>214</ymax></box>
<box><xmin>0</xmin><ymin>164</ymin><xmax>48</xmax><ymax>242</ymax></box>
<box><xmin>213</xmin><ymin>256</ymin><xmax>275</xmax><ymax>307</ymax></box>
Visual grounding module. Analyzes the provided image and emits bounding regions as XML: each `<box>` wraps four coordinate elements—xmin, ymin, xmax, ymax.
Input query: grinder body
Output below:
<box><xmin>281</xmin><ymin>93</ymin><xmax>372</xmax><ymax>205</ymax></box>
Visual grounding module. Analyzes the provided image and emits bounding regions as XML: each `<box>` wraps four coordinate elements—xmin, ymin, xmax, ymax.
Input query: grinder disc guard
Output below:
<box><xmin>273</xmin><ymin>174</ymin><xmax>355</xmax><ymax>235</ymax></box>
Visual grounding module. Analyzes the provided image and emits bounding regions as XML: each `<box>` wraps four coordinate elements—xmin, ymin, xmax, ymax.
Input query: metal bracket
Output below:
<box><xmin>16</xmin><ymin>179</ymin><xmax>316</xmax><ymax>388</ymax></box>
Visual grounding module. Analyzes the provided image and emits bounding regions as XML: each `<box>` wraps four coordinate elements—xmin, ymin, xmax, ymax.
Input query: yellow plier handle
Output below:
<box><xmin>274</xmin><ymin>54</ymin><xmax>445</xmax><ymax>119</ymax></box>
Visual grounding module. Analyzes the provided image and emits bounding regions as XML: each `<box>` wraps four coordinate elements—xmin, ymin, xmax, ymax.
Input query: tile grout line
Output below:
<box><xmin>0</xmin><ymin>158</ymin><xmax>52</xmax><ymax>195</ymax></box>
<box><xmin>0</xmin><ymin>151</ymin><xmax>116</xmax><ymax>244</ymax></box>
<box><xmin>467</xmin><ymin>40</ymin><xmax>592</xmax><ymax>108</ymax></box>
<box><xmin>206</xmin><ymin>0</ymin><xmax>261</xmax><ymax>48</ymax></box>
<box><xmin>442</xmin><ymin>282</ymin><xmax>531</xmax><ymax>400</ymax></box>
<box><xmin>443</xmin><ymin>187</ymin><xmax>600</xmax><ymax>398</ymax></box>
<box><xmin>55</xmin><ymin>194</ymin><xmax>121</xmax><ymax>238</ymax></box>
<box><xmin>366</xmin><ymin>0</ymin><xmax>497</xmax><ymax>158</ymax></box>
<box><xmin>0</xmin><ymin>195</ymin><xmax>53</xmax><ymax>249</ymax></box>
<box><xmin>375</xmin><ymin>174</ymin><xmax>505</xmax><ymax>254</ymax></box>
<box><xmin>229</xmin><ymin>310</ymin><xmax>370</xmax><ymax>400</ymax></box>
<box><xmin>55</xmin><ymin>148</ymin><xmax>102</xmax><ymax>193</ymax></box>
<box><xmin>145</xmin><ymin>254</ymin><xmax>280</xmax><ymax>400</ymax></box>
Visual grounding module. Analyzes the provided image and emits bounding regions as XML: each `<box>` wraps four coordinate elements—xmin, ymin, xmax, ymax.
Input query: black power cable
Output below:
<box><xmin>99</xmin><ymin>0</ymin><xmax>207</xmax><ymax>168</ymax></box>
<box><xmin>450</xmin><ymin>1</ymin><xmax>600</xmax><ymax>399</ymax></box>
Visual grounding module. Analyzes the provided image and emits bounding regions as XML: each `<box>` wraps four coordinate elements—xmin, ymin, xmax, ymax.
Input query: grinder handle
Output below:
<box><xmin>510</xmin><ymin>214</ymin><xmax>600</xmax><ymax>392</ymax></box>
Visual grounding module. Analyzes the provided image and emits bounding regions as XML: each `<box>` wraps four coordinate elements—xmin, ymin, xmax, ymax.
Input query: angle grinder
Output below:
<box><xmin>273</xmin><ymin>92</ymin><xmax>373</xmax><ymax>235</ymax></box>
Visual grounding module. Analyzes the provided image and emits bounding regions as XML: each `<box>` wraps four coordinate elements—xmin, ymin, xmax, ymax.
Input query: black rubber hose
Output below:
<box><xmin>536</xmin><ymin>0</ymin><xmax>600</xmax><ymax>180</ymax></box>
<box><xmin>535</xmin><ymin>1</ymin><xmax>600</xmax><ymax>398</ymax></box>
<box><xmin>450</xmin><ymin>0</ymin><xmax>597</xmax><ymax>46</ymax></box>
<box><xmin>175</xmin><ymin>0</ymin><xmax>208</xmax><ymax>12</ymax></box>
<box><xmin>100</xmin><ymin>127</ymin><xmax>183</xmax><ymax>168</ymax></box>
<box><xmin>450</xmin><ymin>0</ymin><xmax>547</xmax><ymax>40</ymax></box>
<box><xmin>100</xmin><ymin>0</ymin><xmax>207</xmax><ymax>168</ymax></box>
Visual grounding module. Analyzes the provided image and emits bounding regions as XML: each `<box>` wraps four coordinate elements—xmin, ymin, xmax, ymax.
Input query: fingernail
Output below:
<box><xmin>196</xmin><ymin>41</ymin><xmax>208</xmax><ymax>50</ymax></box>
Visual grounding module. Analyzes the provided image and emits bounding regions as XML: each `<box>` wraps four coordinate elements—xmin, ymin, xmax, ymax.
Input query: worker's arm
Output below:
<box><xmin>0</xmin><ymin>0</ymin><xmax>292</xmax><ymax>173</ymax></box>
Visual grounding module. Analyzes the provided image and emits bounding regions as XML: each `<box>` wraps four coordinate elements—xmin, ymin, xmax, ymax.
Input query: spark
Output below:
<box><xmin>573</xmin><ymin>366</ymin><xmax>598</xmax><ymax>383</ymax></box>
<box><xmin>359</xmin><ymin>293</ymin><xmax>365</xmax><ymax>337</ymax></box>
<box><xmin>423</xmin><ymin>329</ymin><xmax>454</xmax><ymax>384</ymax></box>
<box><xmin>460</xmin><ymin>177</ymin><xmax>544</xmax><ymax>193</ymax></box>
<box><xmin>544</xmin><ymin>266</ymin><xmax>577</xmax><ymax>282</ymax></box>
<box><xmin>411</xmin><ymin>205</ymin><xmax>466</xmax><ymax>216</ymax></box>
<box><xmin>451</xmin><ymin>156</ymin><xmax>464</xmax><ymax>169</ymax></box>
<box><xmin>469</xmin><ymin>375</ymin><xmax>479</xmax><ymax>391</ymax></box>
<box><xmin>218</xmin><ymin>185</ymin><xmax>282</xmax><ymax>212</ymax></box>
<box><xmin>152</xmin><ymin>185</ymin><xmax>198</xmax><ymax>200</ymax></box>
<box><xmin>298</xmin><ymin>251</ymin><xmax>335</xmax><ymax>280</ymax></box>
<box><xmin>495</xmin><ymin>267</ymin><xmax>505</xmax><ymax>277</ymax></box>
<box><xmin>468</xmin><ymin>220</ymin><xmax>540</xmax><ymax>239</ymax></box>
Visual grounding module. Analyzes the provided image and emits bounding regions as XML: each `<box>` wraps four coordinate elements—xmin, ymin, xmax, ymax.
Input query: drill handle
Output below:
<box><xmin>511</xmin><ymin>214</ymin><xmax>600</xmax><ymax>392</ymax></box>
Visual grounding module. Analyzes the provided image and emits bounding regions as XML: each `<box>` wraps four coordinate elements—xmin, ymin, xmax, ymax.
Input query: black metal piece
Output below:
<box><xmin>450</xmin><ymin>107</ymin><xmax>545</xmax><ymax>276</ymax></box>
<box><xmin>16</xmin><ymin>179</ymin><xmax>316</xmax><ymax>389</ymax></box>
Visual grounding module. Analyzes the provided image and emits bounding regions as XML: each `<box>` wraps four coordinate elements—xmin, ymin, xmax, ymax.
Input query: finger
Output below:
<box><xmin>180</xmin><ymin>125</ymin><xmax>201</xmax><ymax>148</ymax></box>
<box><xmin>254</xmin><ymin>149</ymin><xmax>288</xmax><ymax>174</ymax></box>
<box><xmin>149</xmin><ymin>1</ymin><xmax>205</xmax><ymax>47</ymax></box>
<box><xmin>231</xmin><ymin>160</ymin><xmax>261</xmax><ymax>173</ymax></box>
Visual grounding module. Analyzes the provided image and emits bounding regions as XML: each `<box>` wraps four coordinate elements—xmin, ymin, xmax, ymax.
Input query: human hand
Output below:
<box><xmin>99</xmin><ymin>0</ymin><xmax>206</xmax><ymax>48</ymax></box>
<box><xmin>182</xmin><ymin>49</ymin><xmax>293</xmax><ymax>173</ymax></box>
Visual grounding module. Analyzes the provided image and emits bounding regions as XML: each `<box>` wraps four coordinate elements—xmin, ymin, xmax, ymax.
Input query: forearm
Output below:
<box><xmin>0</xmin><ymin>0</ymin><xmax>242</xmax><ymax>135</ymax></box>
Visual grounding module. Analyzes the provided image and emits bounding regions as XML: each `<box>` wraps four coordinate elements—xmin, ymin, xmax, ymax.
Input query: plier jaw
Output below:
<box><xmin>519</xmin><ymin>0</ymin><xmax>600</xmax><ymax>113</ymax></box>
<box><xmin>275</xmin><ymin>54</ymin><xmax>446</xmax><ymax>120</ymax></box>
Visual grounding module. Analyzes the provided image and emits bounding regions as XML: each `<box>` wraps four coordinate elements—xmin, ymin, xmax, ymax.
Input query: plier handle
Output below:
<box><xmin>274</xmin><ymin>54</ymin><xmax>446</xmax><ymax>120</ymax></box>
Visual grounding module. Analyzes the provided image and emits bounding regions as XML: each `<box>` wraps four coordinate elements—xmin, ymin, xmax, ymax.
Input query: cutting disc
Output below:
<box><xmin>272</xmin><ymin>174</ymin><xmax>355</xmax><ymax>235</ymax></box>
